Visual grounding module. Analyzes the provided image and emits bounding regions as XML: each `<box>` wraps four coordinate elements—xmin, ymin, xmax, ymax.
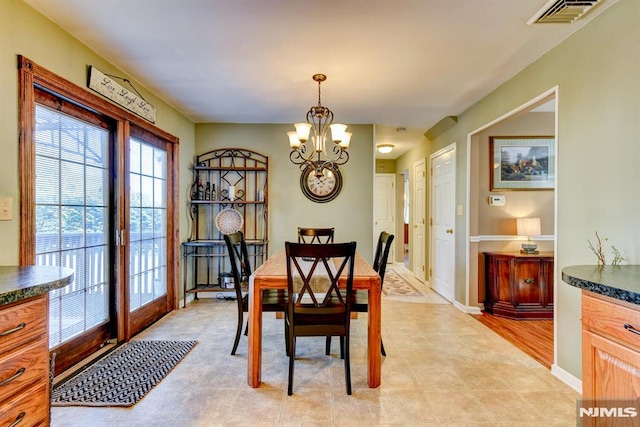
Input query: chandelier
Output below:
<box><xmin>287</xmin><ymin>74</ymin><xmax>351</xmax><ymax>176</ymax></box>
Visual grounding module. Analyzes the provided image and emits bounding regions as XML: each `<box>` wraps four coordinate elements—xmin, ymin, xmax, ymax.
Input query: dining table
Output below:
<box><xmin>247</xmin><ymin>249</ymin><xmax>382</xmax><ymax>388</ymax></box>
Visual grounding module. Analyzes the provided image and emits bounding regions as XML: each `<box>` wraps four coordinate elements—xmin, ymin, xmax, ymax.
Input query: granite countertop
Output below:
<box><xmin>0</xmin><ymin>266</ymin><xmax>74</xmax><ymax>306</ymax></box>
<box><xmin>562</xmin><ymin>265</ymin><xmax>640</xmax><ymax>305</ymax></box>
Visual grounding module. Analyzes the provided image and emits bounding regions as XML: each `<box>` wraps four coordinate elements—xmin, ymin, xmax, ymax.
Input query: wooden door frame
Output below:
<box><xmin>18</xmin><ymin>56</ymin><xmax>180</xmax><ymax>351</ymax></box>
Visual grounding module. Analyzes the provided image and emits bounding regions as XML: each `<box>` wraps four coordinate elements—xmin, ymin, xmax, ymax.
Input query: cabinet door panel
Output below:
<box><xmin>514</xmin><ymin>260</ymin><xmax>541</xmax><ymax>305</ymax></box>
<box><xmin>583</xmin><ymin>329</ymin><xmax>640</xmax><ymax>399</ymax></box>
<box><xmin>495</xmin><ymin>258</ymin><xmax>512</xmax><ymax>303</ymax></box>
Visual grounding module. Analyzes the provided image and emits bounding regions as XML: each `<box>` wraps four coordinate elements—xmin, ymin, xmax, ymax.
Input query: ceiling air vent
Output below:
<box><xmin>528</xmin><ymin>0</ymin><xmax>602</xmax><ymax>24</ymax></box>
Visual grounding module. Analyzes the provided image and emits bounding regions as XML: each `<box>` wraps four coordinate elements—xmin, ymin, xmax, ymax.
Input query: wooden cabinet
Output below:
<box><xmin>582</xmin><ymin>292</ymin><xmax>640</xmax><ymax>401</ymax></box>
<box><xmin>483</xmin><ymin>252</ymin><xmax>554</xmax><ymax>319</ymax></box>
<box><xmin>182</xmin><ymin>148</ymin><xmax>268</xmax><ymax>306</ymax></box>
<box><xmin>0</xmin><ymin>295</ymin><xmax>50</xmax><ymax>426</ymax></box>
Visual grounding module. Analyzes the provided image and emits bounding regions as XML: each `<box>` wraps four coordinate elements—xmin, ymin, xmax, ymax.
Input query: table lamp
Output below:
<box><xmin>517</xmin><ymin>217</ymin><xmax>541</xmax><ymax>254</ymax></box>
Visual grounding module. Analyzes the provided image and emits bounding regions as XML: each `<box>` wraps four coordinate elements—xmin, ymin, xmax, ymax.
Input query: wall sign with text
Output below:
<box><xmin>88</xmin><ymin>66</ymin><xmax>157</xmax><ymax>123</ymax></box>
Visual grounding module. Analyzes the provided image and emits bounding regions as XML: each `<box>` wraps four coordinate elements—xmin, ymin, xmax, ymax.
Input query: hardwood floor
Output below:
<box><xmin>472</xmin><ymin>312</ymin><xmax>554</xmax><ymax>369</ymax></box>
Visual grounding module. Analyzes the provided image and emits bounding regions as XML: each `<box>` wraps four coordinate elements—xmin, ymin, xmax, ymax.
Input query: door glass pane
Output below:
<box><xmin>35</xmin><ymin>105</ymin><xmax>110</xmax><ymax>348</ymax></box>
<box><xmin>129</xmin><ymin>138</ymin><xmax>167</xmax><ymax>312</ymax></box>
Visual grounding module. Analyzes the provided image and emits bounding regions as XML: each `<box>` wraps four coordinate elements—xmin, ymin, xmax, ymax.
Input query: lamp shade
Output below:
<box><xmin>287</xmin><ymin>131</ymin><xmax>301</xmax><ymax>148</ymax></box>
<box><xmin>330</xmin><ymin>123</ymin><xmax>347</xmax><ymax>142</ymax></box>
<box><xmin>339</xmin><ymin>132</ymin><xmax>352</xmax><ymax>149</ymax></box>
<box><xmin>294</xmin><ymin>122</ymin><xmax>312</xmax><ymax>142</ymax></box>
<box><xmin>516</xmin><ymin>217</ymin><xmax>541</xmax><ymax>237</ymax></box>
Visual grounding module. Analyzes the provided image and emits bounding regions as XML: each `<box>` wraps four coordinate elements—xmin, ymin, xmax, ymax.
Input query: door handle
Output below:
<box><xmin>445</xmin><ymin>228</ymin><xmax>453</xmax><ymax>234</ymax></box>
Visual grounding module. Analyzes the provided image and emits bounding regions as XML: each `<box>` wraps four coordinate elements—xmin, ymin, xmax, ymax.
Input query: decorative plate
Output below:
<box><xmin>215</xmin><ymin>208</ymin><xmax>243</xmax><ymax>235</ymax></box>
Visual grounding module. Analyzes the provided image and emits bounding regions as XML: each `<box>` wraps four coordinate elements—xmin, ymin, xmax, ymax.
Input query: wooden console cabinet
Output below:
<box><xmin>483</xmin><ymin>252</ymin><xmax>554</xmax><ymax>319</ymax></box>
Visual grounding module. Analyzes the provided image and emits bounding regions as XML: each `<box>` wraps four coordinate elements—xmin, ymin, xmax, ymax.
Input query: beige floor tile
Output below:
<box><xmin>51</xmin><ymin>294</ymin><xmax>579</xmax><ymax>426</ymax></box>
<box><xmin>379</xmin><ymin>388</ymin><xmax>441</xmax><ymax>423</ymax></box>
<box><xmin>279</xmin><ymin>387</ymin><xmax>333</xmax><ymax>422</ymax></box>
<box><xmin>424</xmin><ymin>390</ymin><xmax>495</xmax><ymax>423</ymax></box>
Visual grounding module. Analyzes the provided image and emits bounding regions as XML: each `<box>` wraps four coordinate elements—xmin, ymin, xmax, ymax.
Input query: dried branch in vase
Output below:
<box><xmin>587</xmin><ymin>231</ymin><xmax>626</xmax><ymax>266</ymax></box>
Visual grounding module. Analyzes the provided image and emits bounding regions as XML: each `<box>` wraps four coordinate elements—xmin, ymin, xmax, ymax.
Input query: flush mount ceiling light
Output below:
<box><xmin>287</xmin><ymin>74</ymin><xmax>351</xmax><ymax>177</ymax></box>
<box><xmin>377</xmin><ymin>144</ymin><xmax>394</xmax><ymax>154</ymax></box>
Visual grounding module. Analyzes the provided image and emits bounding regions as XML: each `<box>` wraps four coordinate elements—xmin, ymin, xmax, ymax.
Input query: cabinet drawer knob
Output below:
<box><xmin>0</xmin><ymin>367</ymin><xmax>26</xmax><ymax>387</ymax></box>
<box><xmin>623</xmin><ymin>323</ymin><xmax>640</xmax><ymax>335</ymax></box>
<box><xmin>9</xmin><ymin>412</ymin><xmax>25</xmax><ymax>427</ymax></box>
<box><xmin>0</xmin><ymin>322</ymin><xmax>26</xmax><ymax>337</ymax></box>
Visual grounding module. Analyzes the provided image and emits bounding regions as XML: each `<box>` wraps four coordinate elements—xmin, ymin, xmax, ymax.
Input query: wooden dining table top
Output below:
<box><xmin>251</xmin><ymin>250</ymin><xmax>380</xmax><ymax>289</ymax></box>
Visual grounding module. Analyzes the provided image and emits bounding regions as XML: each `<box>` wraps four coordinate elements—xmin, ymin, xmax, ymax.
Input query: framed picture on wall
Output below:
<box><xmin>490</xmin><ymin>136</ymin><xmax>555</xmax><ymax>190</ymax></box>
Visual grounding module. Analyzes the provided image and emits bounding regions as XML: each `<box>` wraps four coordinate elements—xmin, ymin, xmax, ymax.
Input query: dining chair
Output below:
<box><xmin>284</xmin><ymin>241</ymin><xmax>356</xmax><ymax>395</ymax></box>
<box><xmin>297</xmin><ymin>227</ymin><xmax>335</xmax><ymax>244</ymax></box>
<box><xmin>224</xmin><ymin>231</ymin><xmax>288</xmax><ymax>355</ymax></box>
<box><xmin>325</xmin><ymin>231</ymin><xmax>394</xmax><ymax>357</ymax></box>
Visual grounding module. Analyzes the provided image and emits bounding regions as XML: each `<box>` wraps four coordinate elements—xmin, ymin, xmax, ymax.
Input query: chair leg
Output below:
<box><xmin>381</xmin><ymin>338</ymin><xmax>386</xmax><ymax>356</ymax></box>
<box><xmin>344</xmin><ymin>334</ymin><xmax>352</xmax><ymax>395</ymax></box>
<box><xmin>231</xmin><ymin>310</ymin><xmax>243</xmax><ymax>355</ymax></box>
<box><xmin>244</xmin><ymin>321</ymin><xmax>248</xmax><ymax>336</ymax></box>
<box><xmin>285</xmin><ymin>319</ymin><xmax>291</xmax><ymax>356</ymax></box>
<box><xmin>287</xmin><ymin>337</ymin><xmax>296</xmax><ymax>396</ymax></box>
<box><xmin>325</xmin><ymin>336</ymin><xmax>331</xmax><ymax>355</ymax></box>
<box><xmin>339</xmin><ymin>336</ymin><xmax>345</xmax><ymax>360</ymax></box>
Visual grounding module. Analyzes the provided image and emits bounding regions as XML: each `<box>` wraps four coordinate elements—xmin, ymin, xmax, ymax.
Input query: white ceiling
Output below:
<box><xmin>23</xmin><ymin>0</ymin><xmax>615</xmax><ymax>158</ymax></box>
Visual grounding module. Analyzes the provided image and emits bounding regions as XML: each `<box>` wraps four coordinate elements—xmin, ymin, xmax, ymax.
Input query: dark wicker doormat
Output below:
<box><xmin>51</xmin><ymin>340</ymin><xmax>197</xmax><ymax>407</ymax></box>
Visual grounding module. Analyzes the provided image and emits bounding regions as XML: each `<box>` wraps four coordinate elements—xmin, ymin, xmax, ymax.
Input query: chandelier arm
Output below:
<box><xmin>290</xmin><ymin>146</ymin><xmax>314</xmax><ymax>166</ymax></box>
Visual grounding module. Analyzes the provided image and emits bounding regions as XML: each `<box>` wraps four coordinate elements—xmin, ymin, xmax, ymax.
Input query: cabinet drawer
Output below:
<box><xmin>0</xmin><ymin>338</ymin><xmax>48</xmax><ymax>403</ymax></box>
<box><xmin>0</xmin><ymin>296</ymin><xmax>47</xmax><ymax>354</ymax></box>
<box><xmin>0</xmin><ymin>381</ymin><xmax>48</xmax><ymax>427</ymax></box>
<box><xmin>583</xmin><ymin>293</ymin><xmax>640</xmax><ymax>349</ymax></box>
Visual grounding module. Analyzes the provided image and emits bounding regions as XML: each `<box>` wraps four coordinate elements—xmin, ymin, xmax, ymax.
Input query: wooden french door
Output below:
<box><xmin>20</xmin><ymin>57</ymin><xmax>178</xmax><ymax>375</ymax></box>
<box><xmin>125</xmin><ymin>133</ymin><xmax>171</xmax><ymax>337</ymax></box>
<box><xmin>33</xmin><ymin>99</ymin><xmax>116</xmax><ymax>374</ymax></box>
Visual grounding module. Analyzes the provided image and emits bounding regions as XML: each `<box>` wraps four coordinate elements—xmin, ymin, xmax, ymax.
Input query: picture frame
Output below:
<box><xmin>490</xmin><ymin>136</ymin><xmax>555</xmax><ymax>190</ymax></box>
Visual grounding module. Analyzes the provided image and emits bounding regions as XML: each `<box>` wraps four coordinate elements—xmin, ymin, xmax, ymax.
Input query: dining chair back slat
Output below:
<box><xmin>297</xmin><ymin>227</ymin><xmax>335</xmax><ymax>244</ymax></box>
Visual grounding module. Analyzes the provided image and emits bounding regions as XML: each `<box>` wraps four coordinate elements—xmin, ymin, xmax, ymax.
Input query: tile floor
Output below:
<box><xmin>51</xmin><ymin>267</ymin><xmax>579</xmax><ymax>426</ymax></box>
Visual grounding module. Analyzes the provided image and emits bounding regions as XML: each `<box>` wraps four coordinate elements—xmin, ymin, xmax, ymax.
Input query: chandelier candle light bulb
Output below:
<box><xmin>288</xmin><ymin>74</ymin><xmax>351</xmax><ymax>175</ymax></box>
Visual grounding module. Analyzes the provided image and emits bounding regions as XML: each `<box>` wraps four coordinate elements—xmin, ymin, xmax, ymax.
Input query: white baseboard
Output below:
<box><xmin>453</xmin><ymin>301</ymin><xmax>483</xmax><ymax>315</ymax></box>
<box><xmin>551</xmin><ymin>363</ymin><xmax>582</xmax><ymax>394</ymax></box>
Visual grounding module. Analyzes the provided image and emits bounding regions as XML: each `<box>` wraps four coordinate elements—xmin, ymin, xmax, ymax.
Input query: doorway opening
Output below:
<box><xmin>465</xmin><ymin>87</ymin><xmax>558</xmax><ymax>369</ymax></box>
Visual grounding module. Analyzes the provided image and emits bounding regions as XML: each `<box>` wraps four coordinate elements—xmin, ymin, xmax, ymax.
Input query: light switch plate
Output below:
<box><xmin>0</xmin><ymin>197</ymin><xmax>13</xmax><ymax>220</ymax></box>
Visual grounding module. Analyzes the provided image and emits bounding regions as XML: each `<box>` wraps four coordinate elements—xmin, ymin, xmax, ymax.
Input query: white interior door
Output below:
<box><xmin>374</xmin><ymin>174</ymin><xmax>395</xmax><ymax>263</ymax></box>
<box><xmin>412</xmin><ymin>159</ymin><xmax>426</xmax><ymax>282</ymax></box>
<box><xmin>430</xmin><ymin>144</ymin><xmax>456</xmax><ymax>302</ymax></box>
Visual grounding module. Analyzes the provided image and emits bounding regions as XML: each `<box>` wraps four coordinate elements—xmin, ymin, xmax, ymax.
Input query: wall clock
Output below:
<box><xmin>300</xmin><ymin>163</ymin><xmax>343</xmax><ymax>203</ymax></box>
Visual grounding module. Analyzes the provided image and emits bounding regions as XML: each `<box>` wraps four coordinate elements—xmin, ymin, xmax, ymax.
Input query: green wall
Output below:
<box><xmin>0</xmin><ymin>0</ymin><xmax>196</xmax><ymax>266</ymax></box>
<box><xmin>195</xmin><ymin>123</ymin><xmax>376</xmax><ymax>261</ymax></box>
<box><xmin>400</xmin><ymin>0</ymin><xmax>639</xmax><ymax>380</ymax></box>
